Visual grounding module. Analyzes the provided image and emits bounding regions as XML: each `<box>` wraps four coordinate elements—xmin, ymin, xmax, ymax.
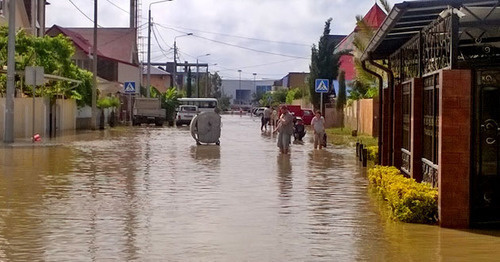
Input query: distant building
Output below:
<box><xmin>142</xmin><ymin>66</ymin><xmax>172</xmax><ymax>93</ymax></box>
<box><xmin>221</xmin><ymin>79</ymin><xmax>276</xmax><ymax>109</ymax></box>
<box><xmin>281</xmin><ymin>72</ymin><xmax>309</xmax><ymax>89</ymax></box>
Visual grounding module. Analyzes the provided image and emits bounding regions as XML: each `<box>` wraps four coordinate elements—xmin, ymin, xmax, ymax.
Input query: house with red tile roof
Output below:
<box><xmin>336</xmin><ymin>3</ymin><xmax>387</xmax><ymax>82</ymax></box>
<box><xmin>46</xmin><ymin>25</ymin><xmax>141</xmax><ymax>95</ymax></box>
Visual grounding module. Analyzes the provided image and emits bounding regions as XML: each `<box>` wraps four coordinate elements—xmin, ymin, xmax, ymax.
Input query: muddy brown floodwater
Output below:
<box><xmin>1</xmin><ymin>115</ymin><xmax>499</xmax><ymax>261</ymax></box>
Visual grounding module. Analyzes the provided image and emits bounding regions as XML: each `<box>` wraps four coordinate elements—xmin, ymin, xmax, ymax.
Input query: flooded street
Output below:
<box><xmin>1</xmin><ymin>115</ymin><xmax>499</xmax><ymax>261</ymax></box>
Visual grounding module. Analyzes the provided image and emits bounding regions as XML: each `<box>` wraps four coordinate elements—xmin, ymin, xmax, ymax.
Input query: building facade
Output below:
<box><xmin>0</xmin><ymin>0</ymin><xmax>47</xmax><ymax>36</ymax></box>
<box><xmin>221</xmin><ymin>79</ymin><xmax>275</xmax><ymax>110</ymax></box>
<box><xmin>362</xmin><ymin>0</ymin><xmax>500</xmax><ymax>228</ymax></box>
<box><xmin>46</xmin><ymin>25</ymin><xmax>141</xmax><ymax>95</ymax></box>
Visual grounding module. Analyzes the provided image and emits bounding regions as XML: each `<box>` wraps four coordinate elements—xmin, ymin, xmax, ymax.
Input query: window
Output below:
<box><xmin>402</xmin><ymin>82</ymin><xmax>411</xmax><ymax>151</ymax></box>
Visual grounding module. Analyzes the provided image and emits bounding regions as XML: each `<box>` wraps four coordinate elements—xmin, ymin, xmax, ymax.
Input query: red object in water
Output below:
<box><xmin>33</xmin><ymin>133</ymin><xmax>42</xmax><ymax>142</ymax></box>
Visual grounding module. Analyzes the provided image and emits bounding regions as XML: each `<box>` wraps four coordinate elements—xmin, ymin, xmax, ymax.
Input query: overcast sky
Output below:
<box><xmin>47</xmin><ymin>0</ymin><xmax>383</xmax><ymax>81</ymax></box>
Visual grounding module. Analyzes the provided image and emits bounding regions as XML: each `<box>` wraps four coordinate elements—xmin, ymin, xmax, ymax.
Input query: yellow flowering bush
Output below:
<box><xmin>368</xmin><ymin>166</ymin><xmax>438</xmax><ymax>224</ymax></box>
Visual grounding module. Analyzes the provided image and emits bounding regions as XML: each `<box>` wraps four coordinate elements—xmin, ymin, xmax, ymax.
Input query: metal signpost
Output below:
<box><xmin>124</xmin><ymin>82</ymin><xmax>136</xmax><ymax>125</ymax></box>
<box><xmin>315</xmin><ymin>79</ymin><xmax>329</xmax><ymax>115</ymax></box>
<box><xmin>25</xmin><ymin>66</ymin><xmax>45</xmax><ymax>142</ymax></box>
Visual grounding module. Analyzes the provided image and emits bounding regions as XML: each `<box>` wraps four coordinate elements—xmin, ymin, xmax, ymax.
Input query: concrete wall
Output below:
<box><xmin>343</xmin><ymin>99</ymin><xmax>375</xmax><ymax>136</ymax></box>
<box><xmin>118</xmin><ymin>63</ymin><xmax>141</xmax><ymax>90</ymax></box>
<box><xmin>142</xmin><ymin>74</ymin><xmax>172</xmax><ymax>94</ymax></box>
<box><xmin>0</xmin><ymin>98</ymin><xmax>76</xmax><ymax>140</ymax></box>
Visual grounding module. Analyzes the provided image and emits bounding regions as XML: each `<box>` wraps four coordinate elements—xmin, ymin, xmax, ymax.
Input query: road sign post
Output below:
<box><xmin>124</xmin><ymin>82</ymin><xmax>136</xmax><ymax>126</ymax></box>
<box><xmin>315</xmin><ymin>79</ymin><xmax>329</xmax><ymax>115</ymax></box>
<box><xmin>25</xmin><ymin>66</ymin><xmax>45</xmax><ymax>142</ymax></box>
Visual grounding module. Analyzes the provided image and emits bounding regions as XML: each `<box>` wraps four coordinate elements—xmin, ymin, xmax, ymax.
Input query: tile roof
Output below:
<box><xmin>142</xmin><ymin>66</ymin><xmax>171</xmax><ymax>75</ymax></box>
<box><xmin>46</xmin><ymin>25</ymin><xmax>137</xmax><ymax>66</ymax></box>
<box><xmin>355</xmin><ymin>3</ymin><xmax>388</xmax><ymax>31</ymax></box>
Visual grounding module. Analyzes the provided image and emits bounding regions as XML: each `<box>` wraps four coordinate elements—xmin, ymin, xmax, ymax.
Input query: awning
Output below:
<box><xmin>361</xmin><ymin>0</ymin><xmax>500</xmax><ymax>61</ymax></box>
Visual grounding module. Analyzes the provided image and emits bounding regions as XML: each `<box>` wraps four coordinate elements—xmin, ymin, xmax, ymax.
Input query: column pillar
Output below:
<box><xmin>438</xmin><ymin>69</ymin><xmax>472</xmax><ymax>228</ymax></box>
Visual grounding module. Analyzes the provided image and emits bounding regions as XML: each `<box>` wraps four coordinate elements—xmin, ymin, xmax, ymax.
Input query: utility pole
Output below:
<box><xmin>173</xmin><ymin>40</ymin><xmax>177</xmax><ymax>88</ymax></box>
<box><xmin>91</xmin><ymin>0</ymin><xmax>98</xmax><ymax>129</ymax></box>
<box><xmin>4</xmin><ymin>0</ymin><xmax>16</xmax><ymax>143</ymax></box>
<box><xmin>147</xmin><ymin>0</ymin><xmax>172</xmax><ymax>98</ymax></box>
<box><xmin>196</xmin><ymin>53</ymin><xmax>210</xmax><ymax>98</ymax></box>
<box><xmin>172</xmin><ymin>33</ymin><xmax>192</xmax><ymax>90</ymax></box>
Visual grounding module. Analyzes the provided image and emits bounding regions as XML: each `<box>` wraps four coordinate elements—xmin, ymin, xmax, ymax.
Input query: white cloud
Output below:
<box><xmin>47</xmin><ymin>0</ymin><xmax>380</xmax><ymax>80</ymax></box>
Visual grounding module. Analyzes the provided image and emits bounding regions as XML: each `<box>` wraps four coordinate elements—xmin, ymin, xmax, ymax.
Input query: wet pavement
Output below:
<box><xmin>1</xmin><ymin>114</ymin><xmax>500</xmax><ymax>261</ymax></box>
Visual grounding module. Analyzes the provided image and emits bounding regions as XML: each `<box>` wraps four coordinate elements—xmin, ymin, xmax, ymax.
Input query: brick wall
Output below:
<box><xmin>438</xmin><ymin>69</ymin><xmax>472</xmax><ymax>228</ymax></box>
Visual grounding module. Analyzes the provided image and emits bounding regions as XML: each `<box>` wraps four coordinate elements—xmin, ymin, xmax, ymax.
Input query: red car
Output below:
<box><xmin>301</xmin><ymin>109</ymin><xmax>314</xmax><ymax>125</ymax></box>
<box><xmin>278</xmin><ymin>105</ymin><xmax>314</xmax><ymax>125</ymax></box>
<box><xmin>278</xmin><ymin>104</ymin><xmax>302</xmax><ymax>118</ymax></box>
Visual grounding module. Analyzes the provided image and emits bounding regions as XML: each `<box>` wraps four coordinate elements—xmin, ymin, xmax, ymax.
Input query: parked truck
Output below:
<box><xmin>133</xmin><ymin>97</ymin><xmax>166</xmax><ymax>126</ymax></box>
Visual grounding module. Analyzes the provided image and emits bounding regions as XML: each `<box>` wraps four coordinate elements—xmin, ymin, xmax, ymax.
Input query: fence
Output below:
<box><xmin>0</xmin><ymin>98</ymin><xmax>76</xmax><ymax>141</ymax></box>
<box><xmin>343</xmin><ymin>98</ymin><xmax>377</xmax><ymax>136</ymax></box>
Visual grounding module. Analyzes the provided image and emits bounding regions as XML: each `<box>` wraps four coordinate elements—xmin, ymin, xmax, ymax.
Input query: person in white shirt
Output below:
<box><xmin>311</xmin><ymin>110</ymin><xmax>326</xmax><ymax>149</ymax></box>
<box><xmin>261</xmin><ymin>106</ymin><xmax>272</xmax><ymax>131</ymax></box>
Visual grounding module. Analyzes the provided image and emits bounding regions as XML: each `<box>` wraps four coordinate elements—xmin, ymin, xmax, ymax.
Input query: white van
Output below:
<box><xmin>175</xmin><ymin>105</ymin><xmax>198</xmax><ymax>126</ymax></box>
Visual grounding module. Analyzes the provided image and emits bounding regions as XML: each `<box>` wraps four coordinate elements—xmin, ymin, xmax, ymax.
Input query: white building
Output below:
<box><xmin>221</xmin><ymin>79</ymin><xmax>276</xmax><ymax>109</ymax></box>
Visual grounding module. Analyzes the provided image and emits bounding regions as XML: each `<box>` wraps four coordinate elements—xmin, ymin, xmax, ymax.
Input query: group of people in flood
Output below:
<box><xmin>261</xmin><ymin>105</ymin><xmax>325</xmax><ymax>154</ymax></box>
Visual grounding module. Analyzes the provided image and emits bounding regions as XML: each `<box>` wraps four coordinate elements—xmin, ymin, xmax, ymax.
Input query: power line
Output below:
<box><xmin>155</xmin><ymin>24</ymin><xmax>309</xmax><ymax>60</ymax></box>
<box><xmin>68</xmin><ymin>0</ymin><xmax>102</xmax><ymax>27</ymax></box>
<box><xmin>151</xmin><ymin>23</ymin><xmax>173</xmax><ymax>60</ymax></box>
<box><xmin>192</xmin><ymin>34</ymin><xmax>309</xmax><ymax>60</ymax></box>
<box><xmin>161</xmin><ymin>24</ymin><xmax>311</xmax><ymax>47</ymax></box>
<box><xmin>104</xmin><ymin>0</ymin><xmax>128</xmax><ymax>13</ymax></box>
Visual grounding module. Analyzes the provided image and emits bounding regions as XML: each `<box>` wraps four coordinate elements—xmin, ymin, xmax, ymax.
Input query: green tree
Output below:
<box><xmin>210</xmin><ymin>72</ymin><xmax>223</xmax><ymax>98</ymax></box>
<box><xmin>337</xmin><ymin>71</ymin><xmax>347</xmax><ymax>110</ymax></box>
<box><xmin>309</xmin><ymin>18</ymin><xmax>344</xmax><ymax>110</ymax></box>
<box><xmin>218</xmin><ymin>95</ymin><xmax>231</xmax><ymax>111</ymax></box>
<box><xmin>0</xmin><ymin>27</ymin><xmax>92</xmax><ymax>106</ymax></box>
<box><xmin>186</xmin><ymin>68</ymin><xmax>193</xmax><ymax>98</ymax></box>
<box><xmin>162</xmin><ymin>87</ymin><xmax>180</xmax><ymax>125</ymax></box>
<box><xmin>337</xmin><ymin>70</ymin><xmax>347</xmax><ymax>129</ymax></box>
<box><xmin>286</xmin><ymin>88</ymin><xmax>298</xmax><ymax>104</ymax></box>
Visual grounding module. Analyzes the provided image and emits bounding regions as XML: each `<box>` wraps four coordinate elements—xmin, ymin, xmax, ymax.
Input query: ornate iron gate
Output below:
<box><xmin>473</xmin><ymin>69</ymin><xmax>500</xmax><ymax>224</ymax></box>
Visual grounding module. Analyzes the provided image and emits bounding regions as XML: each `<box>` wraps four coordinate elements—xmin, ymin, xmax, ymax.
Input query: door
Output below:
<box><xmin>473</xmin><ymin>69</ymin><xmax>500</xmax><ymax>224</ymax></box>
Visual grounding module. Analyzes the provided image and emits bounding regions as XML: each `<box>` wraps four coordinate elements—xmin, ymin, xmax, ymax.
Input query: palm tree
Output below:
<box><xmin>349</xmin><ymin>0</ymin><xmax>392</xmax><ymax>100</ymax></box>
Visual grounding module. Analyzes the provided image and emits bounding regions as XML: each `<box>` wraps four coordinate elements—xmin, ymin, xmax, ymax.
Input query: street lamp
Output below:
<box><xmin>238</xmin><ymin>70</ymin><xmax>242</xmax><ymax>89</ymax></box>
<box><xmin>173</xmin><ymin>33</ymin><xmax>192</xmax><ymax>89</ymax></box>
<box><xmin>147</xmin><ymin>0</ymin><xmax>173</xmax><ymax>98</ymax></box>
<box><xmin>196</xmin><ymin>53</ymin><xmax>210</xmax><ymax>97</ymax></box>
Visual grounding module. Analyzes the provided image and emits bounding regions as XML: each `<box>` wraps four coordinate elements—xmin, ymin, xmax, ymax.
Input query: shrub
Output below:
<box><xmin>368</xmin><ymin>166</ymin><xmax>438</xmax><ymax>224</ymax></box>
<box><xmin>366</xmin><ymin>146</ymin><xmax>378</xmax><ymax>163</ymax></box>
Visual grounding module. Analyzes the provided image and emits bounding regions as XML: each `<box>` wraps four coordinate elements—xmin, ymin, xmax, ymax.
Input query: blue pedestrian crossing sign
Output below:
<box><xmin>124</xmin><ymin>81</ymin><xmax>136</xmax><ymax>93</ymax></box>
<box><xmin>315</xmin><ymin>79</ymin><xmax>329</xmax><ymax>93</ymax></box>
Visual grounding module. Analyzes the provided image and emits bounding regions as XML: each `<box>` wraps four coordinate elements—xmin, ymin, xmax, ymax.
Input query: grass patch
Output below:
<box><xmin>325</xmin><ymin>127</ymin><xmax>378</xmax><ymax>147</ymax></box>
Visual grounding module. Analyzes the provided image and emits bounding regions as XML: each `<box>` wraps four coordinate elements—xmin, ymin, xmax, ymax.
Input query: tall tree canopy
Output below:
<box><xmin>0</xmin><ymin>27</ymin><xmax>93</xmax><ymax>106</ymax></box>
<box><xmin>308</xmin><ymin>18</ymin><xmax>343</xmax><ymax>110</ymax></box>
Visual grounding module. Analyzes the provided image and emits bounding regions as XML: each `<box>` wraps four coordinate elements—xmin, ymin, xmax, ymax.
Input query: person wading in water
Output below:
<box><xmin>273</xmin><ymin>105</ymin><xmax>294</xmax><ymax>154</ymax></box>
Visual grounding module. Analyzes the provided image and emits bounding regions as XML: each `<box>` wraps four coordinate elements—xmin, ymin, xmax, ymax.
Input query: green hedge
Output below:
<box><xmin>368</xmin><ymin>166</ymin><xmax>438</xmax><ymax>224</ymax></box>
<box><xmin>366</xmin><ymin>146</ymin><xmax>378</xmax><ymax>163</ymax></box>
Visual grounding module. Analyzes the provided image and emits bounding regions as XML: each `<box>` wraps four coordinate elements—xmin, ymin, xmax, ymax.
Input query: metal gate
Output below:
<box><xmin>473</xmin><ymin>69</ymin><xmax>500</xmax><ymax>224</ymax></box>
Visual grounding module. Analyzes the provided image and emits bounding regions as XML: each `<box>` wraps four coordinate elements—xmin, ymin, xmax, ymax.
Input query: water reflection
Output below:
<box><xmin>1</xmin><ymin>116</ymin><xmax>500</xmax><ymax>261</ymax></box>
<box><xmin>277</xmin><ymin>154</ymin><xmax>292</xmax><ymax>201</ymax></box>
<box><xmin>190</xmin><ymin>145</ymin><xmax>221</xmax><ymax>160</ymax></box>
